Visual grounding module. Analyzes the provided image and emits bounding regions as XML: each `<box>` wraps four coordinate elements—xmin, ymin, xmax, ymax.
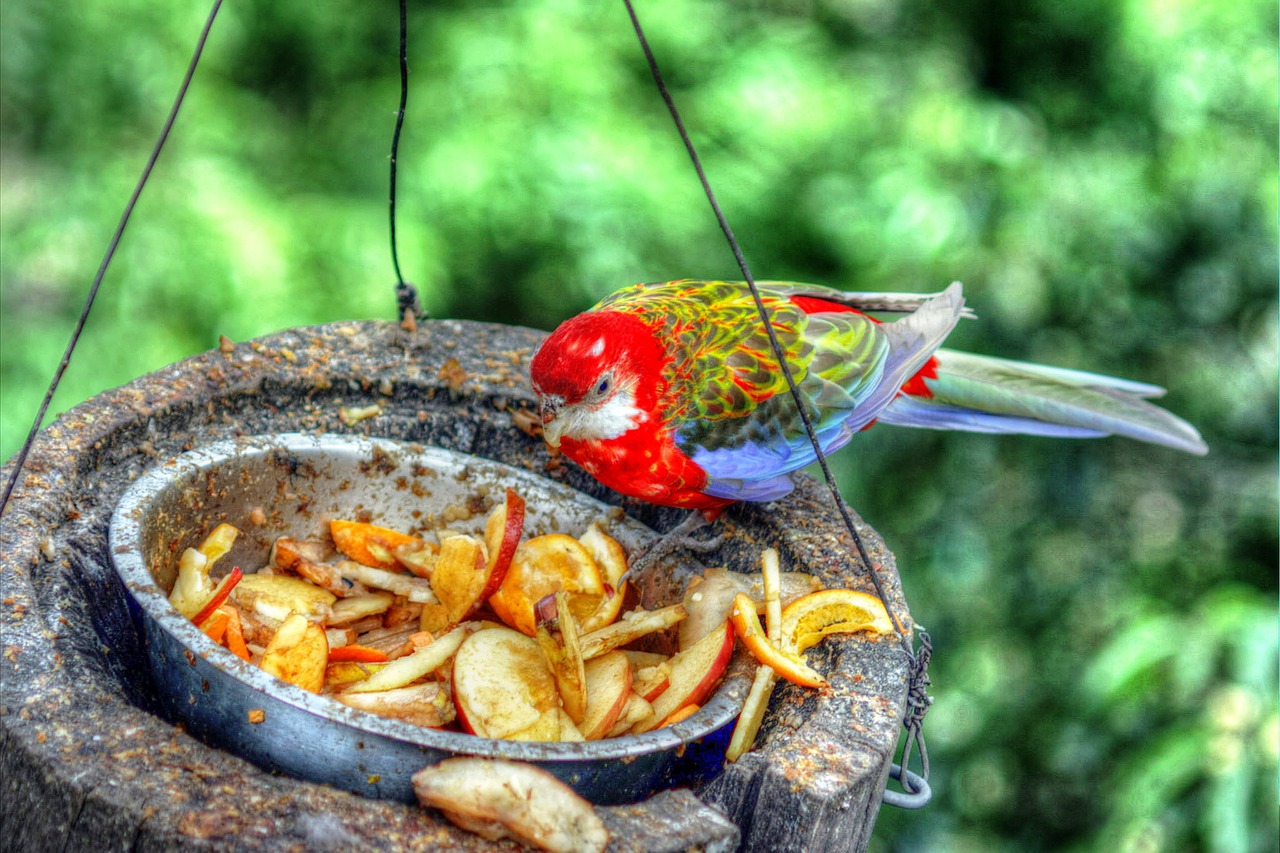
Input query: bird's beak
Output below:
<box><xmin>540</xmin><ymin>400</ymin><xmax>563</xmax><ymax>448</ymax></box>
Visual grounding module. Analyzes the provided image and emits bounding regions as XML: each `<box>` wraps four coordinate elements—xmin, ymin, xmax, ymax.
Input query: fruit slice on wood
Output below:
<box><xmin>730</xmin><ymin>593</ymin><xmax>826</xmax><ymax>688</ymax></box>
<box><xmin>779</xmin><ymin>588</ymin><xmax>896</xmax><ymax>653</ymax></box>
<box><xmin>412</xmin><ymin>758</ymin><xmax>609</xmax><ymax>853</ymax></box>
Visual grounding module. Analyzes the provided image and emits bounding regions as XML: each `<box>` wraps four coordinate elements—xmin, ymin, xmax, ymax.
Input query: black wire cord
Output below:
<box><xmin>389</xmin><ymin>0</ymin><xmax>422</xmax><ymax>328</ymax></box>
<box><xmin>620</xmin><ymin>0</ymin><xmax>932</xmax><ymax>798</ymax></box>
<box><xmin>0</xmin><ymin>0</ymin><xmax>226</xmax><ymax>520</ymax></box>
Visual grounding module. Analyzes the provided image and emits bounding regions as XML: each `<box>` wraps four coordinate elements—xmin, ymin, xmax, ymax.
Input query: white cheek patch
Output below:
<box><xmin>560</xmin><ymin>392</ymin><xmax>645</xmax><ymax>442</ymax></box>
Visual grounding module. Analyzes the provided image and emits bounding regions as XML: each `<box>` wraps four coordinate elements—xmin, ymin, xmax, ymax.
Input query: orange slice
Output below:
<box><xmin>330</xmin><ymin>520</ymin><xmax>427</xmax><ymax>570</ymax></box>
<box><xmin>729</xmin><ymin>593</ymin><xmax>826</xmax><ymax>688</ymax></box>
<box><xmin>779</xmin><ymin>589</ymin><xmax>895</xmax><ymax>654</ymax></box>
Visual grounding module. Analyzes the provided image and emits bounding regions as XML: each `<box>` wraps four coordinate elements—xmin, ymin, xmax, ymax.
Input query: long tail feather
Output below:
<box><xmin>878</xmin><ymin>349</ymin><xmax>1208</xmax><ymax>455</ymax></box>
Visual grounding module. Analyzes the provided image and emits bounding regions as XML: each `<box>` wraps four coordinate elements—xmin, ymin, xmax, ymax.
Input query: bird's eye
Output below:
<box><xmin>595</xmin><ymin>378</ymin><xmax>610</xmax><ymax>395</ymax></box>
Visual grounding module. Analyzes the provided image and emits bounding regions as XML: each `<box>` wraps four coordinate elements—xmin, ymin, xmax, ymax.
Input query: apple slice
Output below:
<box><xmin>680</xmin><ymin>567</ymin><xmax>822</xmax><ymax>650</ymax></box>
<box><xmin>197</xmin><ymin>522</ymin><xmax>240</xmax><ymax>564</ymax></box>
<box><xmin>578</xmin><ymin>652</ymin><xmax>633</xmax><ymax>740</ymax></box>
<box><xmin>489</xmin><ymin>534</ymin><xmax>605</xmax><ymax>636</ymax></box>
<box><xmin>631</xmin><ymin>661</ymin><xmax>672</xmax><ymax>703</ymax></box>
<box><xmin>503</xmin><ymin>708</ymin><xmax>564</xmax><ymax>743</ymax></box>
<box><xmin>483</xmin><ymin>488</ymin><xmax>525</xmax><ymax>595</ymax></box>
<box><xmin>394</xmin><ymin>540</ymin><xmax>440</xmax><ymax>578</ymax></box>
<box><xmin>534</xmin><ymin>593</ymin><xmax>587</xmax><ymax>724</ymax></box>
<box><xmin>428</xmin><ymin>534</ymin><xmax>490</xmax><ymax>623</ymax></box>
<box><xmin>726</xmin><ymin>664</ymin><xmax>779</xmax><ymax>762</ymax></box>
<box><xmin>412</xmin><ymin>758</ymin><xmax>610</xmax><ymax>853</ymax></box>
<box><xmin>631</xmin><ymin>621</ymin><xmax>734</xmax><ymax>734</ymax></box>
<box><xmin>330</xmin><ymin>561</ymin><xmax>438</xmax><ymax>604</ymax></box>
<box><xmin>452</xmin><ymin>627</ymin><xmax>561</xmax><ymax>739</ymax></box>
<box><xmin>336</xmin><ymin>681</ymin><xmax>455</xmax><ymax>727</ymax></box>
<box><xmin>192</xmin><ymin>567</ymin><xmax>243</xmax><ymax>627</ymax></box>
<box><xmin>325</xmin><ymin>659</ymin><xmax>388</xmax><ymax>689</ymax></box>
<box><xmin>343</xmin><ymin>625</ymin><xmax>468</xmax><ymax>694</ymax></box>
<box><xmin>576</xmin><ymin>523</ymin><xmax>628</xmax><ymax>631</ymax></box>
<box><xmin>577</xmin><ymin>604</ymin><xmax>686</xmax><ymax>660</ymax></box>
<box><xmin>326</xmin><ymin>591</ymin><xmax>394</xmax><ymax>626</ymax></box>
<box><xmin>260</xmin><ymin>613</ymin><xmax>329</xmax><ymax>693</ymax></box>
<box><xmin>232</xmin><ymin>573</ymin><xmax>337</xmax><ymax>623</ymax></box>
<box><xmin>605</xmin><ymin>692</ymin><xmax>655</xmax><ymax>738</ymax></box>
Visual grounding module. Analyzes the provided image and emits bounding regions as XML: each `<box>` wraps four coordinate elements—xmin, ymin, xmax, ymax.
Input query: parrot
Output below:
<box><xmin>529</xmin><ymin>279</ymin><xmax>1207</xmax><ymax>518</ymax></box>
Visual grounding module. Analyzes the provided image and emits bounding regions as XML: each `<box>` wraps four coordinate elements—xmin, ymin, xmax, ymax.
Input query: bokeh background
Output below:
<box><xmin>2</xmin><ymin>0</ymin><xmax>1275</xmax><ymax>849</ymax></box>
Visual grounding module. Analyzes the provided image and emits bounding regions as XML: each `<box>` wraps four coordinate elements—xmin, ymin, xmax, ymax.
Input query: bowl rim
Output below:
<box><xmin>109</xmin><ymin>432</ymin><xmax>746</xmax><ymax>763</ymax></box>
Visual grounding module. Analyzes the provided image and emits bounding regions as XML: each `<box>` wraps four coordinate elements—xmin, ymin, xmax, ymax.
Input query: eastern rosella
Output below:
<box><xmin>530</xmin><ymin>280</ymin><xmax>1206</xmax><ymax>515</ymax></box>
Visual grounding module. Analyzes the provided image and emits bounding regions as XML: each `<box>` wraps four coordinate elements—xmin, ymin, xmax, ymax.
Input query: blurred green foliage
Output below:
<box><xmin>1</xmin><ymin>0</ymin><xmax>1275</xmax><ymax>849</ymax></box>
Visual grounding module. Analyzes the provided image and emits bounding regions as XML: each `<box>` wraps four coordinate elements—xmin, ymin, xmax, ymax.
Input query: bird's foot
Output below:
<box><xmin>621</xmin><ymin>511</ymin><xmax>725</xmax><ymax>586</ymax></box>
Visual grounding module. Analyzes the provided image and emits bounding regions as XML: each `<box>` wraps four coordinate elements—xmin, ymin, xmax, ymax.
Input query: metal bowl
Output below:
<box><xmin>109</xmin><ymin>433</ymin><xmax>747</xmax><ymax>805</ymax></box>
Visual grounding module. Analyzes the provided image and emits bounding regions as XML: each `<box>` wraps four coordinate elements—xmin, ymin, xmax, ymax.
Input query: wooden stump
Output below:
<box><xmin>0</xmin><ymin>319</ymin><xmax>912</xmax><ymax>851</ymax></box>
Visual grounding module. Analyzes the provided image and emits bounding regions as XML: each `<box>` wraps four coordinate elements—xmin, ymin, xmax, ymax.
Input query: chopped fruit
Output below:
<box><xmin>576</xmin><ymin>604</ymin><xmax>686</xmax><ymax>660</ymax></box>
<box><xmin>780</xmin><ymin>588</ymin><xmax>895</xmax><ymax>654</ymax></box>
<box><xmin>452</xmin><ymin>627</ymin><xmax>561</xmax><ymax>740</ymax></box>
<box><xmin>192</xmin><ymin>567</ymin><xmax>243</xmax><ymax>627</ymax></box>
<box><xmin>578</xmin><ymin>652</ymin><xmax>633</xmax><ymax>740</ymax></box>
<box><xmin>632</xmin><ymin>621</ymin><xmax>734</xmax><ymax>734</ymax></box>
<box><xmin>327</xmin><ymin>644</ymin><xmax>390</xmax><ymax>663</ymax></box>
<box><xmin>630</xmin><ymin>661</ymin><xmax>672</xmax><ymax>703</ymax></box>
<box><xmin>343</xmin><ymin>626</ymin><xmax>468</xmax><ymax>694</ymax></box>
<box><xmin>483</xmin><ymin>488</ymin><xmax>525</xmax><ymax>596</ymax></box>
<box><xmin>575</xmin><ymin>523</ymin><xmax>628</xmax><ymax>631</ymax></box>
<box><xmin>169</xmin><ymin>548</ymin><xmax>213</xmax><ymax>619</ymax></box>
<box><xmin>534</xmin><ymin>592</ymin><xmax>588</xmax><ymax>725</ymax></box>
<box><xmin>330</xmin><ymin>562</ymin><xmax>438</xmax><ymax>604</ymax></box>
<box><xmin>679</xmin><ymin>566</ymin><xmax>821</xmax><ymax>650</ymax></box>
<box><xmin>197</xmin><ymin>523</ymin><xmax>239</xmax><ymax>564</ymax></box>
<box><xmin>327</xmin><ymin>591</ymin><xmax>395</xmax><ymax>626</ymax></box>
<box><xmin>730</xmin><ymin>593</ymin><xmax>826</xmax><ymax>688</ymax></box>
<box><xmin>429</xmin><ymin>534</ymin><xmax>490</xmax><ymax>623</ymax></box>
<box><xmin>660</xmin><ymin>703</ymin><xmax>701</xmax><ymax>727</ymax></box>
<box><xmin>726</xmin><ymin>665</ymin><xmax>778</xmax><ymax>762</ymax></box>
<box><xmin>337</xmin><ymin>682</ymin><xmax>455</xmax><ymax>727</ymax></box>
<box><xmin>330</xmin><ymin>520</ymin><xmax>427</xmax><ymax>570</ymax></box>
<box><xmin>412</xmin><ymin>758</ymin><xmax>609</xmax><ymax>853</ymax></box>
<box><xmin>231</xmin><ymin>573</ymin><xmax>337</xmax><ymax>622</ymax></box>
<box><xmin>489</xmin><ymin>535</ymin><xmax>605</xmax><ymax>636</ymax></box>
<box><xmin>260</xmin><ymin>613</ymin><xmax>329</xmax><ymax>693</ymax></box>
<box><xmin>325</xmin><ymin>660</ymin><xmax>388</xmax><ymax>689</ymax></box>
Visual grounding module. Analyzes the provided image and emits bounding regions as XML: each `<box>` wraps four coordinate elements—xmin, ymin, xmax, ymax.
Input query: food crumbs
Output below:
<box><xmin>438</xmin><ymin>358</ymin><xmax>468</xmax><ymax>391</ymax></box>
<box><xmin>339</xmin><ymin>404</ymin><xmax>382</xmax><ymax>425</ymax></box>
<box><xmin>247</xmin><ymin>709</ymin><xmax>266</xmax><ymax>724</ymax></box>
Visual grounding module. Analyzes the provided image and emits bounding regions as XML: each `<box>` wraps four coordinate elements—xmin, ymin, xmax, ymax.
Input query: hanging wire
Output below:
<box><xmin>388</xmin><ymin>0</ymin><xmax>422</xmax><ymax>330</ymax></box>
<box><xmin>620</xmin><ymin>0</ymin><xmax>932</xmax><ymax>800</ymax></box>
<box><xmin>0</xmin><ymin>0</ymin><xmax>225</xmax><ymax>521</ymax></box>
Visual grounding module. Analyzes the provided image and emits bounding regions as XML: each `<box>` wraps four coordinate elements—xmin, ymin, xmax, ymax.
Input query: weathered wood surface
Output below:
<box><xmin>0</xmin><ymin>319</ymin><xmax>911</xmax><ymax>851</ymax></box>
